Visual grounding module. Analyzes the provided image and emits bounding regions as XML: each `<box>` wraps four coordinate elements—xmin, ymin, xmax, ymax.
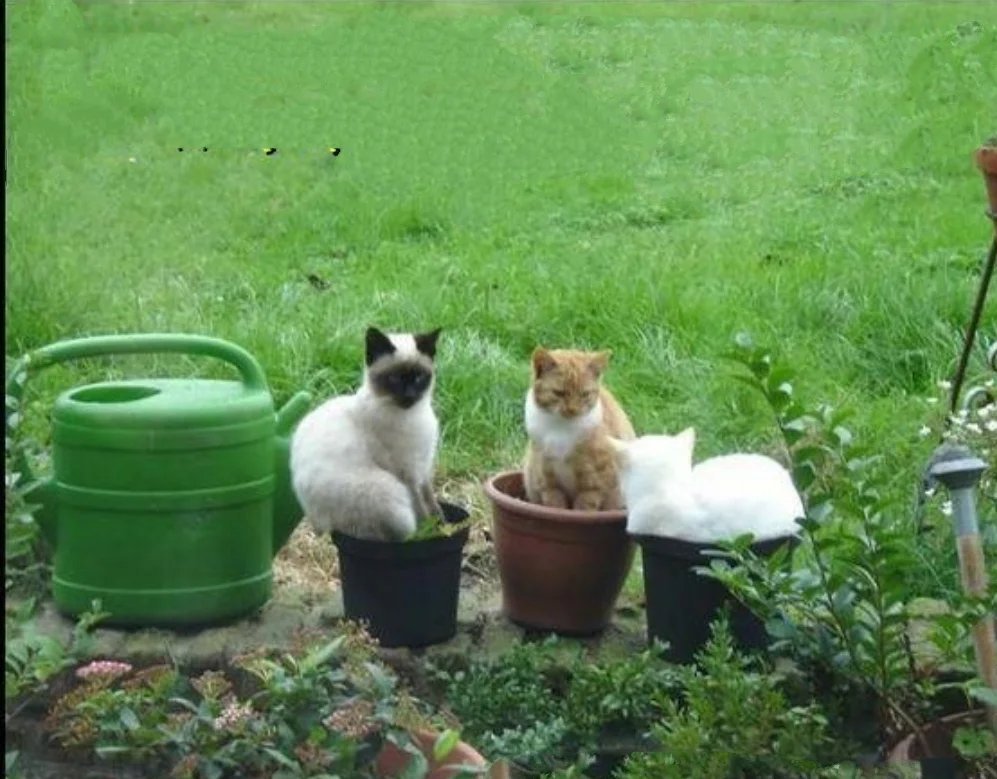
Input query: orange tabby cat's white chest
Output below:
<box><xmin>525</xmin><ymin>392</ymin><xmax>602</xmax><ymax>460</ymax></box>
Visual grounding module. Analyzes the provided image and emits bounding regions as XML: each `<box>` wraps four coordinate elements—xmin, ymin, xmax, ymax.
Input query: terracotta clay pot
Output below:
<box><xmin>887</xmin><ymin>710</ymin><xmax>988</xmax><ymax>779</ymax></box>
<box><xmin>375</xmin><ymin>729</ymin><xmax>510</xmax><ymax>779</ymax></box>
<box><xmin>975</xmin><ymin>142</ymin><xmax>997</xmax><ymax>224</ymax></box>
<box><xmin>483</xmin><ymin>470</ymin><xmax>635</xmax><ymax>635</ymax></box>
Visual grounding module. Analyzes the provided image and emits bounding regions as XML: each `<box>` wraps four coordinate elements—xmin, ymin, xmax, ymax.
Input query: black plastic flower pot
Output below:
<box><xmin>633</xmin><ymin>533</ymin><xmax>797</xmax><ymax>664</ymax></box>
<box><xmin>332</xmin><ymin>502</ymin><xmax>470</xmax><ymax>649</ymax></box>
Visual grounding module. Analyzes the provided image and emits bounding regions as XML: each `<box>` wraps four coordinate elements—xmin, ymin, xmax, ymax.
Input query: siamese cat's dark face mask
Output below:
<box><xmin>364</xmin><ymin>326</ymin><xmax>441</xmax><ymax>409</ymax></box>
<box><xmin>373</xmin><ymin>365</ymin><xmax>434</xmax><ymax>409</ymax></box>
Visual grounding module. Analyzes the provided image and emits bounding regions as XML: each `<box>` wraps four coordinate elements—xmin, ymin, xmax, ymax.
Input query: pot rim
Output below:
<box><xmin>483</xmin><ymin>470</ymin><xmax>627</xmax><ymax>525</ymax></box>
<box><xmin>632</xmin><ymin>531</ymin><xmax>799</xmax><ymax>559</ymax></box>
<box><xmin>332</xmin><ymin>502</ymin><xmax>470</xmax><ymax>558</ymax></box>
<box><xmin>375</xmin><ymin>727</ymin><xmax>508</xmax><ymax>777</ymax></box>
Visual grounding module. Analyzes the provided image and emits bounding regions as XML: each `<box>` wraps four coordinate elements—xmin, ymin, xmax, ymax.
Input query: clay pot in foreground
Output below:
<box><xmin>376</xmin><ymin>728</ymin><xmax>510</xmax><ymax>778</ymax></box>
<box><xmin>483</xmin><ymin>470</ymin><xmax>635</xmax><ymax>636</ymax></box>
<box><xmin>975</xmin><ymin>142</ymin><xmax>997</xmax><ymax>223</ymax></box>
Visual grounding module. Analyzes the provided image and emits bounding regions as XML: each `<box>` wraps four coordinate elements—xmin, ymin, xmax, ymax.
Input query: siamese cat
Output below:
<box><xmin>290</xmin><ymin>326</ymin><xmax>443</xmax><ymax>541</ymax></box>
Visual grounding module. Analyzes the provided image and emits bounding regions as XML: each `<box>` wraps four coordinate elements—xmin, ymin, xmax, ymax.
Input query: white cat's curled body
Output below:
<box><xmin>291</xmin><ymin>329</ymin><xmax>442</xmax><ymax>542</ymax></box>
<box><xmin>611</xmin><ymin>428</ymin><xmax>804</xmax><ymax>543</ymax></box>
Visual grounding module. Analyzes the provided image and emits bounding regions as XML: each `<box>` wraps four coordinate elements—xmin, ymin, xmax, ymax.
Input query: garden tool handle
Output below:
<box><xmin>5</xmin><ymin>334</ymin><xmax>269</xmax><ymax>484</ymax></box>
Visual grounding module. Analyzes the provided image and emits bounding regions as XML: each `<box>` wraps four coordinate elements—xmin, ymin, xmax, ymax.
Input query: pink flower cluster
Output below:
<box><xmin>75</xmin><ymin>660</ymin><xmax>133</xmax><ymax>681</ymax></box>
<box><xmin>212</xmin><ymin>701</ymin><xmax>254</xmax><ymax>732</ymax></box>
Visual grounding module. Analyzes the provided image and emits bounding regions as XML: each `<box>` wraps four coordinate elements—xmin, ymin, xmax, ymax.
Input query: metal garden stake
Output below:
<box><xmin>929</xmin><ymin>445</ymin><xmax>997</xmax><ymax>735</ymax></box>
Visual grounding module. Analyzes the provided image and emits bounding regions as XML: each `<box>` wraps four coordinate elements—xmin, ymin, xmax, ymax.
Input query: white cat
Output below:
<box><xmin>609</xmin><ymin>428</ymin><xmax>804</xmax><ymax>543</ymax></box>
<box><xmin>290</xmin><ymin>326</ymin><xmax>443</xmax><ymax>542</ymax></box>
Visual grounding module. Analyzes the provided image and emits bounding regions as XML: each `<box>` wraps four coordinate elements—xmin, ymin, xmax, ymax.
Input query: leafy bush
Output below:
<box><xmin>704</xmin><ymin>335</ymin><xmax>997</xmax><ymax>753</ymax></box>
<box><xmin>6</xmin><ymin>598</ymin><xmax>108</xmax><ymax>722</ymax></box>
<box><xmin>616</xmin><ymin>621</ymin><xmax>833</xmax><ymax>779</ymax></box>
<box><xmin>44</xmin><ymin>624</ymin><xmax>488</xmax><ymax>779</ymax></box>
<box><xmin>435</xmin><ymin>638</ymin><xmax>680</xmax><ymax>774</ymax></box>
<box><xmin>5</xmin><ymin>375</ymin><xmax>49</xmax><ymax>595</ymax></box>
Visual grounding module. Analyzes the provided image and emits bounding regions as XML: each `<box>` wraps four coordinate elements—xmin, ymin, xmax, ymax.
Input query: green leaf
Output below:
<box><xmin>95</xmin><ymin>745</ymin><xmax>133</xmax><ymax>757</ymax></box>
<box><xmin>969</xmin><ymin>686</ymin><xmax>997</xmax><ymax>707</ymax></box>
<box><xmin>119</xmin><ymin>707</ymin><xmax>141</xmax><ymax>731</ymax></box>
<box><xmin>299</xmin><ymin>635</ymin><xmax>346</xmax><ymax>672</ymax></box>
<box><xmin>363</xmin><ymin>661</ymin><xmax>396</xmax><ymax>695</ymax></box>
<box><xmin>433</xmin><ymin>729</ymin><xmax>460</xmax><ymax>762</ymax></box>
<box><xmin>264</xmin><ymin>747</ymin><xmax>301</xmax><ymax>770</ymax></box>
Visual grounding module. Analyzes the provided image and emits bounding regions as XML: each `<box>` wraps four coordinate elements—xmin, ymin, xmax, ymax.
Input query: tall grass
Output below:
<box><xmin>6</xmin><ymin>0</ymin><xmax>996</xmax><ymax>491</ymax></box>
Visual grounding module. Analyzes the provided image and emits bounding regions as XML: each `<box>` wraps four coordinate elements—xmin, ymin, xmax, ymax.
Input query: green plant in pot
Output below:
<box><xmin>703</xmin><ymin>336</ymin><xmax>997</xmax><ymax>776</ymax></box>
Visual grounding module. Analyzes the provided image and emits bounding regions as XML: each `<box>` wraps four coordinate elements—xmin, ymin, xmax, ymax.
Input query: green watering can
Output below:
<box><xmin>5</xmin><ymin>334</ymin><xmax>313</xmax><ymax>627</ymax></box>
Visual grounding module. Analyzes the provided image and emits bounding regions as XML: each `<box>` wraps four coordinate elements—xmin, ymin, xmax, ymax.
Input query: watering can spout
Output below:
<box><xmin>272</xmin><ymin>391</ymin><xmax>312</xmax><ymax>555</ymax></box>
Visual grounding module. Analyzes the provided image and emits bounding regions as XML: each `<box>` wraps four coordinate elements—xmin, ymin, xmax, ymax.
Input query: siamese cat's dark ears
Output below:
<box><xmin>414</xmin><ymin>328</ymin><xmax>442</xmax><ymax>360</ymax></box>
<box><xmin>365</xmin><ymin>327</ymin><xmax>397</xmax><ymax>366</ymax></box>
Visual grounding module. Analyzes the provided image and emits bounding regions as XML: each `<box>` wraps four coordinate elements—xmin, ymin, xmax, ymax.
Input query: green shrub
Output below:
<box><xmin>616</xmin><ymin>622</ymin><xmax>832</xmax><ymax>779</ymax></box>
<box><xmin>436</xmin><ymin>638</ymin><xmax>681</xmax><ymax>774</ymax></box>
<box><xmin>704</xmin><ymin>335</ymin><xmax>997</xmax><ymax>754</ymax></box>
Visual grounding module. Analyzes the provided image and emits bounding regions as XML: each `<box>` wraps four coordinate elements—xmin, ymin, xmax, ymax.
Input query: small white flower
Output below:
<box><xmin>937</xmin><ymin>379</ymin><xmax>952</xmax><ymax>390</ymax></box>
<box><xmin>966</xmin><ymin>423</ymin><xmax>982</xmax><ymax>435</ymax></box>
<box><xmin>918</xmin><ymin>425</ymin><xmax>932</xmax><ymax>438</ymax></box>
<box><xmin>941</xmin><ymin>501</ymin><xmax>953</xmax><ymax>517</ymax></box>
<box><xmin>985</xmin><ymin>420</ymin><xmax>997</xmax><ymax>432</ymax></box>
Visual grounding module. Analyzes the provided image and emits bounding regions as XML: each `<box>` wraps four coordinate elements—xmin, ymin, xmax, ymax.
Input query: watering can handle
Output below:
<box><xmin>7</xmin><ymin>333</ymin><xmax>268</xmax><ymax>394</ymax></box>
<box><xmin>5</xmin><ymin>334</ymin><xmax>269</xmax><ymax>479</ymax></box>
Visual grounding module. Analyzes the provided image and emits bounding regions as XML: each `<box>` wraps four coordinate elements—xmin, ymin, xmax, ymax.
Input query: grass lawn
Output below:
<box><xmin>6</xmin><ymin>1</ymin><xmax>996</xmax><ymax>516</ymax></box>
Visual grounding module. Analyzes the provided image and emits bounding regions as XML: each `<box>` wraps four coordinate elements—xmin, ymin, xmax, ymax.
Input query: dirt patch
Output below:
<box><xmin>273</xmin><ymin>521</ymin><xmax>339</xmax><ymax>595</ymax></box>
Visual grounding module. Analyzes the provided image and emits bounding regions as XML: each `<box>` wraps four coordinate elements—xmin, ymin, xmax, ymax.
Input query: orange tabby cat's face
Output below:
<box><xmin>531</xmin><ymin>348</ymin><xmax>609</xmax><ymax>419</ymax></box>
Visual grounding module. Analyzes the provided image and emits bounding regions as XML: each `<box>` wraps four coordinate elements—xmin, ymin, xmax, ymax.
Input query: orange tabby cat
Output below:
<box><xmin>523</xmin><ymin>347</ymin><xmax>636</xmax><ymax>511</ymax></box>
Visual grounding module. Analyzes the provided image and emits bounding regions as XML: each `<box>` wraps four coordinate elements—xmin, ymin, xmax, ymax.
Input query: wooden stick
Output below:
<box><xmin>954</xmin><ymin>512</ymin><xmax>997</xmax><ymax>736</ymax></box>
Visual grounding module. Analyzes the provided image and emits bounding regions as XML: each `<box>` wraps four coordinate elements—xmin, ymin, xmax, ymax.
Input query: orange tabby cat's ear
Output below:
<box><xmin>532</xmin><ymin>347</ymin><xmax>557</xmax><ymax>377</ymax></box>
<box><xmin>588</xmin><ymin>350</ymin><xmax>611</xmax><ymax>377</ymax></box>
